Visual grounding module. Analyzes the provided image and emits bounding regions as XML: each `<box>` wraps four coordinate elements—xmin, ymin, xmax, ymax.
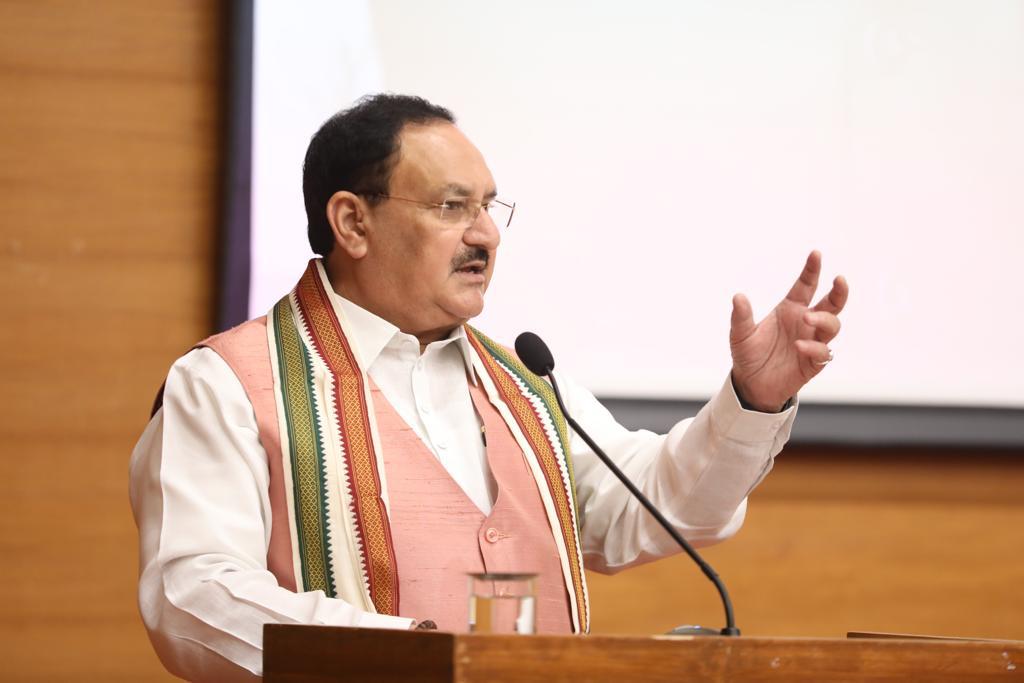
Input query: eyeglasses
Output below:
<box><xmin>366</xmin><ymin>194</ymin><xmax>516</xmax><ymax>229</ymax></box>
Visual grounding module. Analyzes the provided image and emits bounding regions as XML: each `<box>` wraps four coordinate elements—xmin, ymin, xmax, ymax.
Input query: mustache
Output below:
<box><xmin>450</xmin><ymin>247</ymin><xmax>490</xmax><ymax>271</ymax></box>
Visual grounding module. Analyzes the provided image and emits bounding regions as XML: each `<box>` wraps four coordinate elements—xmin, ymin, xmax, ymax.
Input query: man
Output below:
<box><xmin>130</xmin><ymin>94</ymin><xmax>846</xmax><ymax>681</ymax></box>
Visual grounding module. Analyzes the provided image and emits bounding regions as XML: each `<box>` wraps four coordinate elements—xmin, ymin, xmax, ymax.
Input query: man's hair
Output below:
<box><xmin>302</xmin><ymin>93</ymin><xmax>456</xmax><ymax>256</ymax></box>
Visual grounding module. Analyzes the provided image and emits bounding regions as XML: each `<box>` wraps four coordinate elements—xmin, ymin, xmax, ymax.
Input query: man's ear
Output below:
<box><xmin>326</xmin><ymin>191</ymin><xmax>369</xmax><ymax>259</ymax></box>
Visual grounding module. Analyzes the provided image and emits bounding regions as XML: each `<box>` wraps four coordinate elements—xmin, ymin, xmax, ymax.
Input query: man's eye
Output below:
<box><xmin>442</xmin><ymin>199</ymin><xmax>469</xmax><ymax>212</ymax></box>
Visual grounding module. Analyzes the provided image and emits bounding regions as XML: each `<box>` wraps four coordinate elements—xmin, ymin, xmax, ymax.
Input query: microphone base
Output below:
<box><xmin>666</xmin><ymin>625</ymin><xmax>742</xmax><ymax>637</ymax></box>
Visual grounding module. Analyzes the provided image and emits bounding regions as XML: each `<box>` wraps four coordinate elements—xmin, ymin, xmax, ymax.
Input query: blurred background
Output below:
<box><xmin>0</xmin><ymin>1</ymin><xmax>1021</xmax><ymax>680</ymax></box>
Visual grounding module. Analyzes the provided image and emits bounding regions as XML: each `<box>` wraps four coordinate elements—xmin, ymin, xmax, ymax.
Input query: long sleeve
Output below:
<box><xmin>560</xmin><ymin>371</ymin><xmax>796</xmax><ymax>574</ymax></box>
<box><xmin>128</xmin><ymin>349</ymin><xmax>412</xmax><ymax>682</ymax></box>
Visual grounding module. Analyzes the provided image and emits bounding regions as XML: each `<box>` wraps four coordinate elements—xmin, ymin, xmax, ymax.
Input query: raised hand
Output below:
<box><xmin>728</xmin><ymin>251</ymin><xmax>848</xmax><ymax>412</ymax></box>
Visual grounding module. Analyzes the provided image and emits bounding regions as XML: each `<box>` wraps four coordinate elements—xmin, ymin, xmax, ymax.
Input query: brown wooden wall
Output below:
<box><xmin>587</xmin><ymin>447</ymin><xmax>1024</xmax><ymax>641</ymax></box>
<box><xmin>0</xmin><ymin>3</ymin><xmax>1021</xmax><ymax>681</ymax></box>
<box><xmin>0</xmin><ymin>1</ymin><xmax>223</xmax><ymax>680</ymax></box>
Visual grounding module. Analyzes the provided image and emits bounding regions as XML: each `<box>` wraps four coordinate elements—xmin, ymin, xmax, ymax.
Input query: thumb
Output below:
<box><xmin>730</xmin><ymin>293</ymin><xmax>756</xmax><ymax>343</ymax></box>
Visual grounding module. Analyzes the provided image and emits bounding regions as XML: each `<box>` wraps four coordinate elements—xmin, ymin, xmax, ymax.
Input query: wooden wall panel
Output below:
<box><xmin>0</xmin><ymin>1</ymin><xmax>223</xmax><ymax>680</ymax></box>
<box><xmin>588</xmin><ymin>448</ymin><xmax>1024</xmax><ymax>641</ymax></box>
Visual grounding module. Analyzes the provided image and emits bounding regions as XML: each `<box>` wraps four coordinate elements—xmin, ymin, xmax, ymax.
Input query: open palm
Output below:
<box><xmin>729</xmin><ymin>251</ymin><xmax>848</xmax><ymax>412</ymax></box>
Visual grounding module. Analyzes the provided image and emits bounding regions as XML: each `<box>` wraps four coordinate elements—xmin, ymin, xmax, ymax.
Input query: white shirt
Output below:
<box><xmin>129</xmin><ymin>295</ymin><xmax>796</xmax><ymax>681</ymax></box>
<box><xmin>339</xmin><ymin>299</ymin><xmax>497</xmax><ymax>514</ymax></box>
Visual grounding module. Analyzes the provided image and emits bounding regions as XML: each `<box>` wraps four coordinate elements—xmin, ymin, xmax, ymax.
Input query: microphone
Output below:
<box><xmin>514</xmin><ymin>331</ymin><xmax>740</xmax><ymax>637</ymax></box>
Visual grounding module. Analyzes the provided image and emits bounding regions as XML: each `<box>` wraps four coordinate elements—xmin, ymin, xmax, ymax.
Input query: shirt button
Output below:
<box><xmin>436</xmin><ymin>440</ymin><xmax>447</xmax><ymax>450</ymax></box>
<box><xmin>484</xmin><ymin>527</ymin><xmax>500</xmax><ymax>543</ymax></box>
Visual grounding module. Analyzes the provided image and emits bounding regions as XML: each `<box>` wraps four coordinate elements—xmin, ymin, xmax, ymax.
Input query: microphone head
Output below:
<box><xmin>515</xmin><ymin>332</ymin><xmax>555</xmax><ymax>376</ymax></box>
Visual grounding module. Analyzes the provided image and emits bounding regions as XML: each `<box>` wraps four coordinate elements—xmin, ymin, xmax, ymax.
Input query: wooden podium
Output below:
<box><xmin>263</xmin><ymin>625</ymin><xmax>1023</xmax><ymax>682</ymax></box>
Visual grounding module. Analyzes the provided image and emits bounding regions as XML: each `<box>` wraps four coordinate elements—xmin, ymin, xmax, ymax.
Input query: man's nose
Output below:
<box><xmin>464</xmin><ymin>209</ymin><xmax>501</xmax><ymax>250</ymax></box>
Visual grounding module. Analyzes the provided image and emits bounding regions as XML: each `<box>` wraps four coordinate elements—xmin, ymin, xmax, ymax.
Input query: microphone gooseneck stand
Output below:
<box><xmin>515</xmin><ymin>332</ymin><xmax>740</xmax><ymax>637</ymax></box>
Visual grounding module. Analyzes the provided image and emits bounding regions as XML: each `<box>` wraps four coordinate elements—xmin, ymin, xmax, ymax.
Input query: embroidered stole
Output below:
<box><xmin>267</xmin><ymin>260</ymin><xmax>590</xmax><ymax>632</ymax></box>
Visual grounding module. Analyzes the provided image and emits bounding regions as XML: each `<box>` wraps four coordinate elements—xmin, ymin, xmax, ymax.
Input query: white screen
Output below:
<box><xmin>252</xmin><ymin>0</ymin><xmax>1024</xmax><ymax>407</ymax></box>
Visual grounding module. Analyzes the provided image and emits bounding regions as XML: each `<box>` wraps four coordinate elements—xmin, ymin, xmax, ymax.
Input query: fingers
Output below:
<box><xmin>730</xmin><ymin>293</ymin><xmax>756</xmax><ymax>343</ymax></box>
<box><xmin>794</xmin><ymin>339</ymin><xmax>833</xmax><ymax>367</ymax></box>
<box><xmin>812</xmin><ymin>274</ymin><xmax>849</xmax><ymax>315</ymax></box>
<box><xmin>803</xmin><ymin>310</ymin><xmax>841</xmax><ymax>344</ymax></box>
<box><xmin>785</xmin><ymin>250</ymin><xmax>821</xmax><ymax>306</ymax></box>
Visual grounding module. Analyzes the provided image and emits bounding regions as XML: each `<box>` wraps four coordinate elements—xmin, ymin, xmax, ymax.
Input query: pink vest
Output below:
<box><xmin>202</xmin><ymin>319</ymin><xmax>573</xmax><ymax>633</ymax></box>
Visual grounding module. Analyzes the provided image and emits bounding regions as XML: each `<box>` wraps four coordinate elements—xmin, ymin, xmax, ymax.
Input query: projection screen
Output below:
<box><xmin>240</xmin><ymin>0</ymin><xmax>1024</xmax><ymax>445</ymax></box>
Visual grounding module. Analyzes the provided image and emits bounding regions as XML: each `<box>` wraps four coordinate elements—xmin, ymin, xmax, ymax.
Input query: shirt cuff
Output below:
<box><xmin>710</xmin><ymin>375</ymin><xmax>797</xmax><ymax>443</ymax></box>
<box><xmin>356</xmin><ymin>612</ymin><xmax>416</xmax><ymax>631</ymax></box>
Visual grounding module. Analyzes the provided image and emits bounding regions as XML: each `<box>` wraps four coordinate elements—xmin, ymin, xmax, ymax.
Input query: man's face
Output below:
<box><xmin>362</xmin><ymin>122</ymin><xmax>501</xmax><ymax>340</ymax></box>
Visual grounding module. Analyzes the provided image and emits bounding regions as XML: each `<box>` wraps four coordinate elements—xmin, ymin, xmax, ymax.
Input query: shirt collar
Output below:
<box><xmin>331</xmin><ymin>291</ymin><xmax>479</xmax><ymax>385</ymax></box>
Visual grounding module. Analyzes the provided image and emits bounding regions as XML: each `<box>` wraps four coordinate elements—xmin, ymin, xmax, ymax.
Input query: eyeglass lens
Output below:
<box><xmin>439</xmin><ymin>200</ymin><xmax>513</xmax><ymax>229</ymax></box>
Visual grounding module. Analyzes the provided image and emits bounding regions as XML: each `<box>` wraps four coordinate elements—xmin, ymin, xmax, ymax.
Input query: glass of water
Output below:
<box><xmin>467</xmin><ymin>572</ymin><xmax>536</xmax><ymax>634</ymax></box>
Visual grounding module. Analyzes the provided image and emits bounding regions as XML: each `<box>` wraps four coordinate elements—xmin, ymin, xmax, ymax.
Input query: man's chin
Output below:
<box><xmin>443</xmin><ymin>295</ymin><xmax>486</xmax><ymax>324</ymax></box>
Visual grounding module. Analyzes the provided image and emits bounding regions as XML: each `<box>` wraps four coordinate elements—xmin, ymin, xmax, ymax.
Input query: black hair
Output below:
<box><xmin>302</xmin><ymin>93</ymin><xmax>456</xmax><ymax>256</ymax></box>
